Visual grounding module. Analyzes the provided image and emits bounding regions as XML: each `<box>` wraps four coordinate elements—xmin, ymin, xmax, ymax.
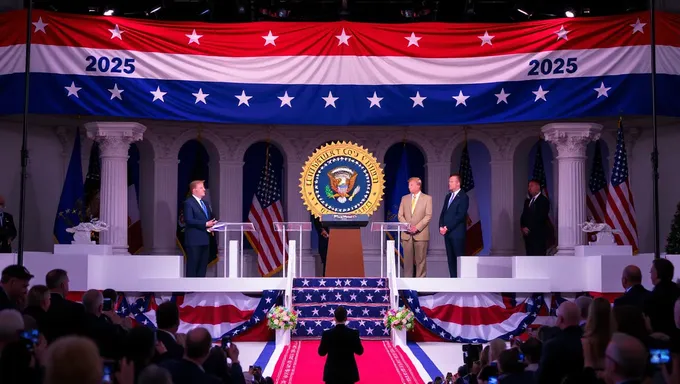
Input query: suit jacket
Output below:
<box><xmin>161</xmin><ymin>358</ymin><xmax>222</xmax><ymax>384</ymax></box>
<box><xmin>84</xmin><ymin>313</ymin><xmax>127</xmax><ymax>359</ymax></box>
<box><xmin>0</xmin><ymin>286</ymin><xmax>17</xmax><ymax>311</ymax></box>
<box><xmin>398</xmin><ymin>193</ymin><xmax>432</xmax><ymax>241</ymax></box>
<box><xmin>613</xmin><ymin>284</ymin><xmax>651</xmax><ymax>311</ymax></box>
<box><xmin>536</xmin><ymin>326</ymin><xmax>584</xmax><ymax>384</ymax></box>
<box><xmin>520</xmin><ymin>194</ymin><xmax>550</xmax><ymax>236</ymax></box>
<box><xmin>644</xmin><ymin>280</ymin><xmax>680</xmax><ymax>336</ymax></box>
<box><xmin>183</xmin><ymin>196</ymin><xmax>213</xmax><ymax>246</ymax></box>
<box><xmin>318</xmin><ymin>324</ymin><xmax>364</xmax><ymax>383</ymax></box>
<box><xmin>0</xmin><ymin>211</ymin><xmax>17</xmax><ymax>253</ymax></box>
<box><xmin>44</xmin><ymin>293</ymin><xmax>87</xmax><ymax>343</ymax></box>
<box><xmin>154</xmin><ymin>330</ymin><xmax>185</xmax><ymax>362</ymax></box>
<box><xmin>438</xmin><ymin>190</ymin><xmax>469</xmax><ymax>239</ymax></box>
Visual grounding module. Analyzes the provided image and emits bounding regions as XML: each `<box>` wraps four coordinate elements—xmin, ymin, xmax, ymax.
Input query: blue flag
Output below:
<box><xmin>386</xmin><ymin>147</ymin><xmax>410</xmax><ymax>262</ymax></box>
<box><xmin>54</xmin><ymin>128</ymin><xmax>85</xmax><ymax>244</ymax></box>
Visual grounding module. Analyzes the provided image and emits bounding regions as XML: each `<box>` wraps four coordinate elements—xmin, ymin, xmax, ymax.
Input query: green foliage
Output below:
<box><xmin>325</xmin><ymin>185</ymin><xmax>334</xmax><ymax>199</ymax></box>
<box><xmin>665</xmin><ymin>202</ymin><xmax>680</xmax><ymax>254</ymax></box>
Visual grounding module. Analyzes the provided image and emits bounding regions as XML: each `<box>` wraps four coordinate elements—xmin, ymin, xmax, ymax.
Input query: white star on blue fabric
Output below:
<box><xmin>192</xmin><ymin>88</ymin><xmax>209</xmax><ymax>104</ymax></box>
<box><xmin>452</xmin><ymin>91</ymin><xmax>470</xmax><ymax>107</ymax></box>
<box><xmin>64</xmin><ymin>82</ymin><xmax>81</xmax><ymax>98</ymax></box>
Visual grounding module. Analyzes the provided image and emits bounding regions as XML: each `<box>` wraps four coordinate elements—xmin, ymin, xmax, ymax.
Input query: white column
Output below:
<box><xmin>425</xmin><ymin>162</ymin><xmax>450</xmax><ymax>254</ymax></box>
<box><xmin>542</xmin><ymin>123</ymin><xmax>602</xmax><ymax>256</ymax></box>
<box><xmin>150</xmin><ymin>158</ymin><xmax>179</xmax><ymax>255</ymax></box>
<box><xmin>489</xmin><ymin>159</ymin><xmax>515</xmax><ymax>255</ymax></box>
<box><xmin>217</xmin><ymin>161</ymin><xmax>244</xmax><ymax>273</ymax></box>
<box><xmin>85</xmin><ymin>122</ymin><xmax>146</xmax><ymax>255</ymax></box>
<box><xmin>285</xmin><ymin>160</ymin><xmax>314</xmax><ymax>275</ymax></box>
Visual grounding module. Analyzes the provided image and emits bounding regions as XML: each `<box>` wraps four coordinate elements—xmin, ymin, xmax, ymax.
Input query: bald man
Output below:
<box><xmin>537</xmin><ymin>302</ymin><xmax>584</xmax><ymax>384</ymax></box>
<box><xmin>604</xmin><ymin>333</ymin><xmax>648</xmax><ymax>384</ymax></box>
<box><xmin>614</xmin><ymin>265</ymin><xmax>651</xmax><ymax>311</ymax></box>
<box><xmin>0</xmin><ymin>196</ymin><xmax>16</xmax><ymax>253</ymax></box>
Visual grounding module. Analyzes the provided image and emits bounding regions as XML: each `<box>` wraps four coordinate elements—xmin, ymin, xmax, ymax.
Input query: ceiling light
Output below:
<box><xmin>103</xmin><ymin>9</ymin><xmax>114</xmax><ymax>16</ymax></box>
<box><xmin>565</xmin><ymin>10</ymin><xmax>575</xmax><ymax>17</ymax></box>
<box><xmin>150</xmin><ymin>6</ymin><xmax>161</xmax><ymax>14</ymax></box>
<box><xmin>516</xmin><ymin>8</ymin><xmax>528</xmax><ymax>16</ymax></box>
<box><xmin>200</xmin><ymin>8</ymin><xmax>210</xmax><ymax>15</ymax></box>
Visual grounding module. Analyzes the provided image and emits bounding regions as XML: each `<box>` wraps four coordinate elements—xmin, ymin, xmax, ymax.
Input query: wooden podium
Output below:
<box><xmin>322</xmin><ymin>214</ymin><xmax>369</xmax><ymax>278</ymax></box>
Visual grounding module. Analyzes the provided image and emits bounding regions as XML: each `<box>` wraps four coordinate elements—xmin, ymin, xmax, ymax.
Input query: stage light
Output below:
<box><xmin>103</xmin><ymin>9</ymin><xmax>114</xmax><ymax>16</ymax></box>
<box><xmin>149</xmin><ymin>6</ymin><xmax>161</xmax><ymax>14</ymax></box>
<box><xmin>565</xmin><ymin>10</ymin><xmax>575</xmax><ymax>17</ymax></box>
<box><xmin>516</xmin><ymin>8</ymin><xmax>529</xmax><ymax>16</ymax></box>
<box><xmin>200</xmin><ymin>8</ymin><xmax>210</xmax><ymax>15</ymax></box>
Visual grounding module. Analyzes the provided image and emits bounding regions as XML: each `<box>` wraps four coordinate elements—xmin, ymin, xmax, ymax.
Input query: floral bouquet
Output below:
<box><xmin>383</xmin><ymin>307</ymin><xmax>415</xmax><ymax>331</ymax></box>
<box><xmin>266</xmin><ymin>306</ymin><xmax>298</xmax><ymax>330</ymax></box>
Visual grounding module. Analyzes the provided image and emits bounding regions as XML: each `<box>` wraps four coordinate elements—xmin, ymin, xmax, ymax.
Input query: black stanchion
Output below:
<box><xmin>17</xmin><ymin>0</ymin><xmax>33</xmax><ymax>265</ymax></box>
<box><xmin>650</xmin><ymin>0</ymin><xmax>660</xmax><ymax>259</ymax></box>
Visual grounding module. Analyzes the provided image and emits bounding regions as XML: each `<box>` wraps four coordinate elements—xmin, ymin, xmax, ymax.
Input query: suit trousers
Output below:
<box><xmin>402</xmin><ymin>238</ymin><xmax>428</xmax><ymax>278</ymax></box>
<box><xmin>524</xmin><ymin>233</ymin><xmax>547</xmax><ymax>256</ymax></box>
<box><xmin>444</xmin><ymin>233</ymin><xmax>465</xmax><ymax>278</ymax></box>
<box><xmin>185</xmin><ymin>245</ymin><xmax>209</xmax><ymax>277</ymax></box>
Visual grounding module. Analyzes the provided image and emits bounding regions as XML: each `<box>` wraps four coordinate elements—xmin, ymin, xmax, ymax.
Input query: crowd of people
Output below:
<box><xmin>432</xmin><ymin>258</ymin><xmax>680</xmax><ymax>384</ymax></box>
<box><xmin>0</xmin><ymin>265</ymin><xmax>271</xmax><ymax>384</ymax></box>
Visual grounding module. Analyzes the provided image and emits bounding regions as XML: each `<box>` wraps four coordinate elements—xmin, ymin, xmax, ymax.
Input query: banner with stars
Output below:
<box><xmin>0</xmin><ymin>10</ymin><xmax>679</xmax><ymax>126</ymax></box>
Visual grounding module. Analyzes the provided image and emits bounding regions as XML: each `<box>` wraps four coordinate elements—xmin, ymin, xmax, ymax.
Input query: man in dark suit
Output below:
<box><xmin>82</xmin><ymin>289</ymin><xmax>127</xmax><ymax>359</ymax></box>
<box><xmin>614</xmin><ymin>265</ymin><xmax>651</xmax><ymax>311</ymax></box>
<box><xmin>318</xmin><ymin>306</ymin><xmax>364</xmax><ymax>384</ymax></box>
<box><xmin>0</xmin><ymin>264</ymin><xmax>32</xmax><ymax>311</ymax></box>
<box><xmin>183</xmin><ymin>180</ymin><xmax>217</xmax><ymax>278</ymax></box>
<box><xmin>604</xmin><ymin>333</ymin><xmax>648</xmax><ymax>384</ymax></box>
<box><xmin>645</xmin><ymin>258</ymin><xmax>680</xmax><ymax>336</ymax></box>
<box><xmin>44</xmin><ymin>268</ymin><xmax>87</xmax><ymax>343</ymax></box>
<box><xmin>0</xmin><ymin>196</ymin><xmax>17</xmax><ymax>253</ymax></box>
<box><xmin>520</xmin><ymin>180</ymin><xmax>551</xmax><ymax>256</ymax></box>
<box><xmin>439</xmin><ymin>174</ymin><xmax>469</xmax><ymax>278</ymax></box>
<box><xmin>537</xmin><ymin>301</ymin><xmax>584</xmax><ymax>384</ymax></box>
<box><xmin>312</xmin><ymin>215</ymin><xmax>329</xmax><ymax>277</ymax></box>
<box><xmin>154</xmin><ymin>301</ymin><xmax>186</xmax><ymax>362</ymax></box>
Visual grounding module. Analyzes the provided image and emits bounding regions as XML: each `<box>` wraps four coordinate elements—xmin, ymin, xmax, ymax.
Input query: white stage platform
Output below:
<box><xmin>2</xmin><ymin>246</ymin><xmax>679</xmax><ymax>293</ymax></box>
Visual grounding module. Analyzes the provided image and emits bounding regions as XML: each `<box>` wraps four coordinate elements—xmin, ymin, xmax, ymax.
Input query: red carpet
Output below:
<box><xmin>272</xmin><ymin>340</ymin><xmax>423</xmax><ymax>384</ymax></box>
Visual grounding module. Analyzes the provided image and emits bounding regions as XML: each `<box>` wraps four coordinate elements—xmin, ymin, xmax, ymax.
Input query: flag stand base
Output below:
<box><xmin>325</xmin><ymin>228</ymin><xmax>365</xmax><ymax>277</ymax></box>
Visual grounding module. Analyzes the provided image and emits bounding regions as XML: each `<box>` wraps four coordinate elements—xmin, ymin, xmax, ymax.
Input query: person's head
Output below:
<box><xmin>651</xmin><ymin>258</ymin><xmax>674</xmax><ymax>285</ymax></box>
<box><xmin>26</xmin><ymin>284</ymin><xmax>50</xmax><ymax>311</ymax></box>
<box><xmin>45</xmin><ymin>269</ymin><xmax>69</xmax><ymax>296</ymax></box>
<box><xmin>527</xmin><ymin>180</ymin><xmax>541</xmax><ymax>196</ymax></box>
<box><xmin>605</xmin><ymin>332</ymin><xmax>647</xmax><ymax>382</ymax></box>
<box><xmin>124</xmin><ymin>326</ymin><xmax>157</xmax><ymax>367</ymax></box>
<box><xmin>190</xmin><ymin>180</ymin><xmax>206</xmax><ymax>199</ymax></box>
<box><xmin>621</xmin><ymin>265</ymin><xmax>643</xmax><ymax>290</ymax></box>
<box><xmin>184</xmin><ymin>327</ymin><xmax>213</xmax><ymax>364</ymax></box>
<box><xmin>44</xmin><ymin>336</ymin><xmax>103</xmax><ymax>384</ymax></box>
<box><xmin>448</xmin><ymin>174</ymin><xmax>461</xmax><ymax>192</ymax></box>
<box><xmin>613</xmin><ymin>305</ymin><xmax>649</xmax><ymax>341</ymax></box>
<box><xmin>488</xmin><ymin>338</ymin><xmax>506</xmax><ymax>362</ymax></box>
<box><xmin>556</xmin><ymin>301</ymin><xmax>580</xmax><ymax>329</ymax></box>
<box><xmin>574</xmin><ymin>295</ymin><xmax>593</xmax><ymax>321</ymax></box>
<box><xmin>476</xmin><ymin>364</ymin><xmax>499</xmax><ymax>384</ymax></box>
<box><xmin>137</xmin><ymin>364</ymin><xmax>173</xmax><ymax>384</ymax></box>
<box><xmin>0</xmin><ymin>309</ymin><xmax>24</xmax><ymax>350</ymax></box>
<box><xmin>334</xmin><ymin>306</ymin><xmax>348</xmax><ymax>324</ymax></box>
<box><xmin>0</xmin><ymin>265</ymin><xmax>33</xmax><ymax>304</ymax></box>
<box><xmin>102</xmin><ymin>289</ymin><xmax>118</xmax><ymax>304</ymax></box>
<box><xmin>408</xmin><ymin>177</ymin><xmax>422</xmax><ymax>195</ymax></box>
<box><xmin>498</xmin><ymin>348</ymin><xmax>524</xmax><ymax>374</ymax></box>
<box><xmin>433</xmin><ymin>376</ymin><xmax>443</xmax><ymax>384</ymax></box>
<box><xmin>480</xmin><ymin>345</ymin><xmax>490</xmax><ymax>367</ymax></box>
<box><xmin>82</xmin><ymin>289</ymin><xmax>104</xmax><ymax>316</ymax></box>
<box><xmin>156</xmin><ymin>301</ymin><xmax>181</xmax><ymax>333</ymax></box>
<box><xmin>519</xmin><ymin>337</ymin><xmax>542</xmax><ymax>365</ymax></box>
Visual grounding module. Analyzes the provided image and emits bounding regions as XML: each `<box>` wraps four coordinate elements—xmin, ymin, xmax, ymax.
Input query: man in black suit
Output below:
<box><xmin>537</xmin><ymin>301</ymin><xmax>584</xmax><ymax>384</ymax></box>
<box><xmin>603</xmin><ymin>333</ymin><xmax>648</xmax><ymax>384</ymax></box>
<box><xmin>439</xmin><ymin>174</ymin><xmax>469</xmax><ymax>278</ymax></box>
<box><xmin>0</xmin><ymin>196</ymin><xmax>17</xmax><ymax>253</ymax></box>
<box><xmin>0</xmin><ymin>264</ymin><xmax>32</xmax><ymax>311</ymax></box>
<box><xmin>318</xmin><ymin>306</ymin><xmax>364</xmax><ymax>384</ymax></box>
<box><xmin>82</xmin><ymin>289</ymin><xmax>127</xmax><ymax>359</ymax></box>
<box><xmin>645</xmin><ymin>258</ymin><xmax>680</xmax><ymax>336</ymax></box>
<box><xmin>312</xmin><ymin>215</ymin><xmax>329</xmax><ymax>277</ymax></box>
<box><xmin>614</xmin><ymin>265</ymin><xmax>651</xmax><ymax>311</ymax></box>
<box><xmin>44</xmin><ymin>268</ymin><xmax>87</xmax><ymax>343</ymax></box>
<box><xmin>520</xmin><ymin>180</ymin><xmax>551</xmax><ymax>256</ymax></box>
<box><xmin>183</xmin><ymin>180</ymin><xmax>217</xmax><ymax>277</ymax></box>
<box><xmin>154</xmin><ymin>301</ymin><xmax>186</xmax><ymax>361</ymax></box>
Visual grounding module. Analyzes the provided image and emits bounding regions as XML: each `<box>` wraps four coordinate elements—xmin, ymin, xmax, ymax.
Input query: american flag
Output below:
<box><xmin>459</xmin><ymin>143</ymin><xmax>483</xmax><ymax>255</ymax></box>
<box><xmin>587</xmin><ymin>140</ymin><xmax>608</xmax><ymax>224</ymax></box>
<box><xmin>605</xmin><ymin>119</ymin><xmax>639</xmax><ymax>253</ymax></box>
<box><xmin>531</xmin><ymin>140</ymin><xmax>557</xmax><ymax>253</ymax></box>
<box><xmin>247</xmin><ymin>147</ymin><xmax>288</xmax><ymax>276</ymax></box>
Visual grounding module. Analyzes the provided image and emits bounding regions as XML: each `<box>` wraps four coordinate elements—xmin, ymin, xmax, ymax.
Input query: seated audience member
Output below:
<box><xmin>0</xmin><ymin>265</ymin><xmax>33</xmax><ymax>311</ymax></box>
<box><xmin>0</xmin><ymin>309</ymin><xmax>24</xmax><ymax>355</ymax></box>
<box><xmin>604</xmin><ymin>333</ymin><xmax>648</xmax><ymax>384</ymax></box>
<box><xmin>497</xmin><ymin>348</ymin><xmax>533</xmax><ymax>384</ymax></box>
<box><xmin>43</xmin><ymin>336</ymin><xmax>106</xmax><ymax>384</ymax></box>
<box><xmin>575</xmin><ymin>295</ymin><xmax>593</xmax><ymax>328</ymax></box>
<box><xmin>645</xmin><ymin>258</ymin><xmax>680</xmax><ymax>337</ymax></box>
<box><xmin>124</xmin><ymin>326</ymin><xmax>159</xmax><ymax>380</ymax></box>
<box><xmin>82</xmin><ymin>289</ymin><xmax>127</xmax><ymax>359</ymax></box>
<box><xmin>536</xmin><ymin>301</ymin><xmax>584</xmax><ymax>384</ymax></box>
<box><xmin>154</xmin><ymin>301</ymin><xmax>186</xmax><ymax>362</ymax></box>
<box><xmin>614</xmin><ymin>265</ymin><xmax>650</xmax><ymax>311</ymax></box>
<box><xmin>138</xmin><ymin>364</ymin><xmax>173</xmax><ymax>384</ymax></box>
<box><xmin>44</xmin><ymin>268</ymin><xmax>86</xmax><ymax>342</ymax></box>
<box><xmin>488</xmin><ymin>338</ymin><xmax>506</xmax><ymax>364</ymax></box>
<box><xmin>23</xmin><ymin>284</ymin><xmax>50</xmax><ymax>332</ymax></box>
<box><xmin>582</xmin><ymin>297</ymin><xmax>613</xmax><ymax>373</ymax></box>
<box><xmin>519</xmin><ymin>337</ymin><xmax>541</xmax><ymax>372</ymax></box>
<box><xmin>476</xmin><ymin>364</ymin><xmax>498</xmax><ymax>384</ymax></box>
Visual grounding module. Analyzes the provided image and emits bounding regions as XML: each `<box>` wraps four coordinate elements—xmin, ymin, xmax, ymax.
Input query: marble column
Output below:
<box><xmin>150</xmin><ymin>158</ymin><xmax>179</xmax><ymax>255</ymax></box>
<box><xmin>425</xmin><ymin>162</ymin><xmax>450</xmax><ymax>254</ymax></box>
<box><xmin>489</xmin><ymin>159</ymin><xmax>516</xmax><ymax>255</ymax></box>
<box><xmin>542</xmin><ymin>123</ymin><xmax>602</xmax><ymax>256</ymax></box>
<box><xmin>216</xmin><ymin>160</ymin><xmax>244</xmax><ymax>274</ymax></box>
<box><xmin>285</xmin><ymin>160</ymin><xmax>314</xmax><ymax>275</ymax></box>
<box><xmin>85</xmin><ymin>122</ymin><xmax>146</xmax><ymax>255</ymax></box>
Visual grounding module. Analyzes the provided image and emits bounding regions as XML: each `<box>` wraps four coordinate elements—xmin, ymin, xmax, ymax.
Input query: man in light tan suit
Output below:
<box><xmin>398</xmin><ymin>177</ymin><xmax>432</xmax><ymax>278</ymax></box>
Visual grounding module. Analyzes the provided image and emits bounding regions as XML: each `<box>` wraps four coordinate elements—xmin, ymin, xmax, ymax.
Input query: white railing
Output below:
<box><xmin>386</xmin><ymin>239</ymin><xmax>399</xmax><ymax>309</ymax></box>
<box><xmin>284</xmin><ymin>239</ymin><xmax>296</xmax><ymax>309</ymax></box>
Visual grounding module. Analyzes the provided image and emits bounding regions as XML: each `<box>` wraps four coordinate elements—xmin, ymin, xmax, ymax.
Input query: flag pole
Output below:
<box><xmin>17</xmin><ymin>1</ymin><xmax>34</xmax><ymax>265</ymax></box>
<box><xmin>650</xmin><ymin>0</ymin><xmax>660</xmax><ymax>259</ymax></box>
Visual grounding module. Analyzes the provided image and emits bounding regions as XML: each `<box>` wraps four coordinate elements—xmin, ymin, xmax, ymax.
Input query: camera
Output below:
<box><xmin>462</xmin><ymin>344</ymin><xmax>482</xmax><ymax>369</ymax></box>
<box><xmin>20</xmin><ymin>329</ymin><xmax>39</xmax><ymax>351</ymax></box>
<box><xmin>103</xmin><ymin>298</ymin><xmax>113</xmax><ymax>311</ymax></box>
<box><xmin>221</xmin><ymin>336</ymin><xmax>231</xmax><ymax>350</ymax></box>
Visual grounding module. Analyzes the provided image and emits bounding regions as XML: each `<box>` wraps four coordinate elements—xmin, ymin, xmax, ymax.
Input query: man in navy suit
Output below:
<box><xmin>183</xmin><ymin>180</ymin><xmax>217</xmax><ymax>277</ymax></box>
<box><xmin>439</xmin><ymin>174</ymin><xmax>469</xmax><ymax>278</ymax></box>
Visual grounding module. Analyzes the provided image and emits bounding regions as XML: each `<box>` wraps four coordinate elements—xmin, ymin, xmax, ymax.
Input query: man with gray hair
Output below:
<box><xmin>537</xmin><ymin>301</ymin><xmax>584</xmax><ymax>384</ymax></box>
<box><xmin>0</xmin><ymin>309</ymin><xmax>24</xmax><ymax>355</ymax></box>
<box><xmin>604</xmin><ymin>332</ymin><xmax>648</xmax><ymax>383</ymax></box>
<box><xmin>82</xmin><ymin>289</ymin><xmax>127</xmax><ymax>359</ymax></box>
<box><xmin>138</xmin><ymin>364</ymin><xmax>173</xmax><ymax>384</ymax></box>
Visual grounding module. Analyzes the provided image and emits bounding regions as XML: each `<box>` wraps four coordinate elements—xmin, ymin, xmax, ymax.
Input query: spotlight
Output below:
<box><xmin>200</xmin><ymin>8</ymin><xmax>210</xmax><ymax>15</ymax></box>
<box><xmin>149</xmin><ymin>6</ymin><xmax>161</xmax><ymax>14</ymax></box>
<box><xmin>564</xmin><ymin>9</ymin><xmax>575</xmax><ymax>17</ymax></box>
<box><xmin>516</xmin><ymin>8</ymin><xmax>529</xmax><ymax>16</ymax></box>
<box><xmin>103</xmin><ymin>9</ymin><xmax>114</xmax><ymax>16</ymax></box>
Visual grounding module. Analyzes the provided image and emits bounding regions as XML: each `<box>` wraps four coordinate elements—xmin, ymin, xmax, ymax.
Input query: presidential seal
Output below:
<box><xmin>300</xmin><ymin>142</ymin><xmax>385</xmax><ymax>218</ymax></box>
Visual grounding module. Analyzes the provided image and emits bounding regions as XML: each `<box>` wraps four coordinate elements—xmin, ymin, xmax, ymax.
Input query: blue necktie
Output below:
<box><xmin>199</xmin><ymin>200</ymin><xmax>208</xmax><ymax>217</ymax></box>
<box><xmin>447</xmin><ymin>193</ymin><xmax>455</xmax><ymax>208</ymax></box>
